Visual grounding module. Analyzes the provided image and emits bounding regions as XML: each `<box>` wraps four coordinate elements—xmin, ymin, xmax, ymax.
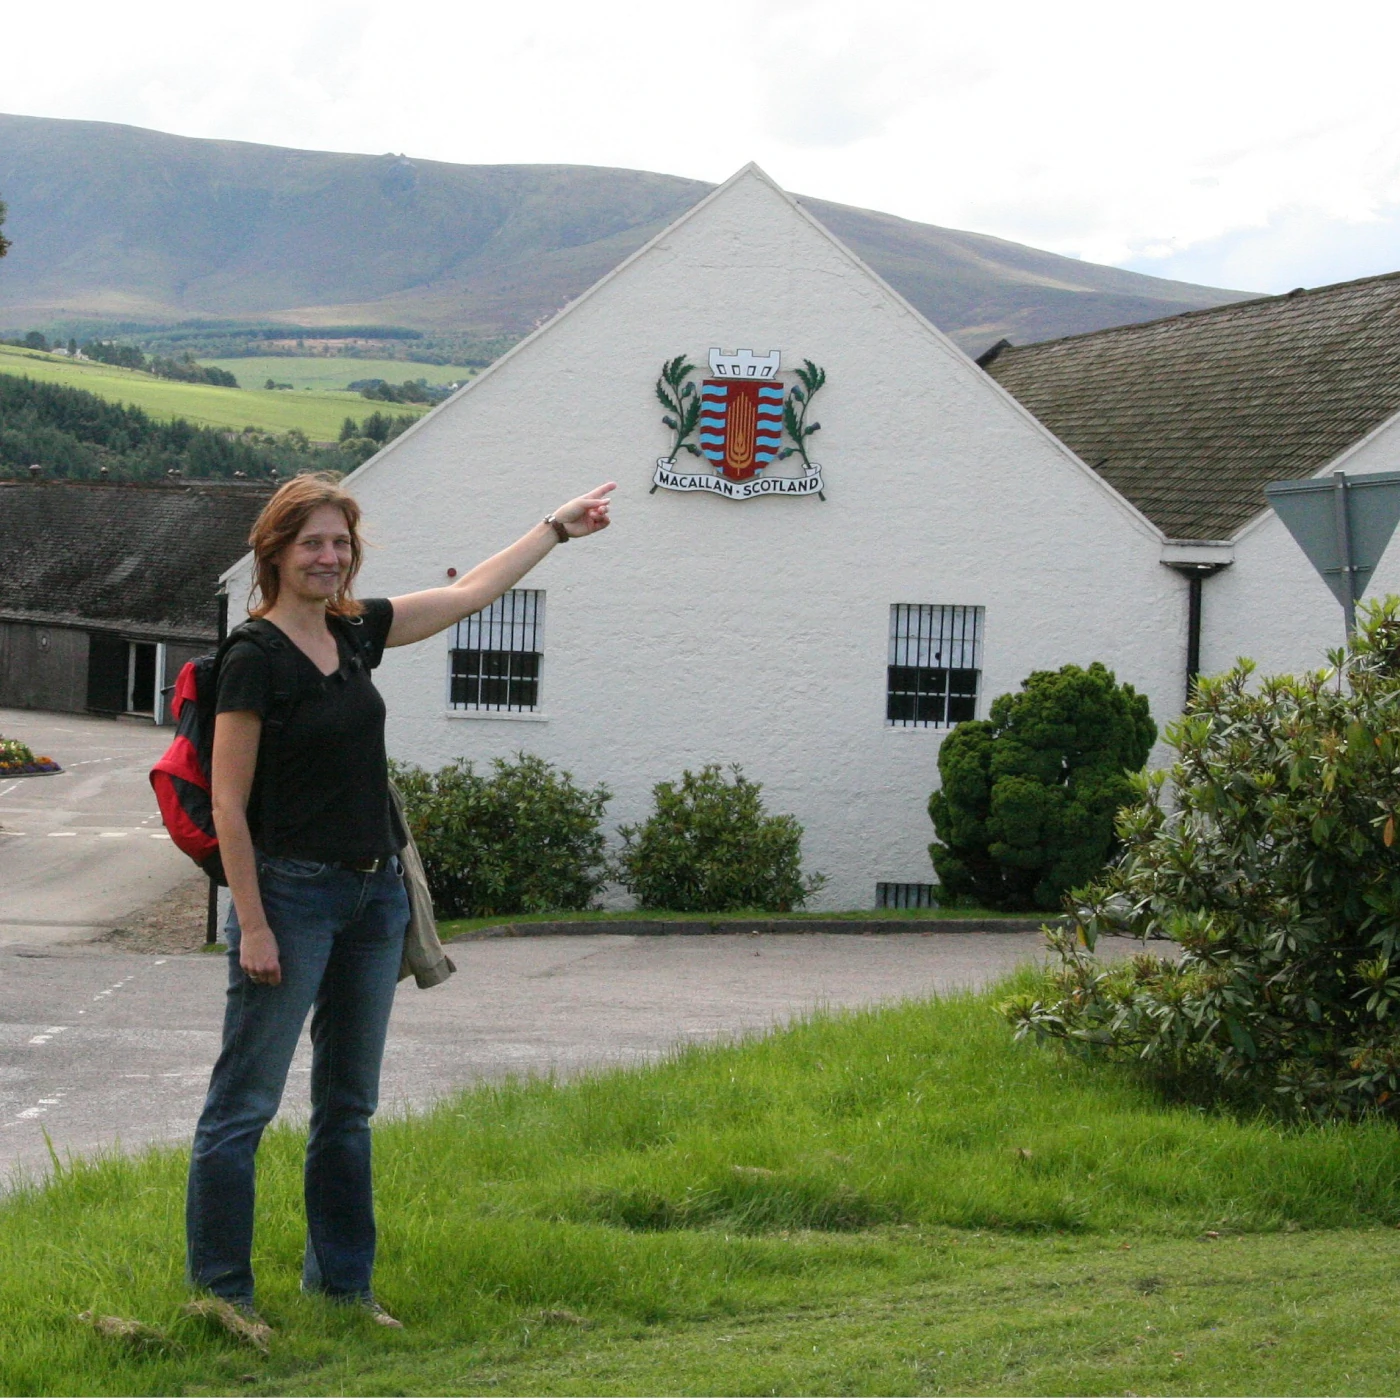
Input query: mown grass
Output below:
<box><xmin>4</xmin><ymin>982</ymin><xmax>1400</xmax><ymax>1395</ymax></box>
<box><xmin>438</xmin><ymin>905</ymin><xmax>1054</xmax><ymax>937</ymax></box>
<box><xmin>0</xmin><ymin>344</ymin><xmax>429</xmax><ymax>439</ymax></box>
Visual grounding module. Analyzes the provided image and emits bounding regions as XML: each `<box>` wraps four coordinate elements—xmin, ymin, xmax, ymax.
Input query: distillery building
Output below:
<box><xmin>221</xmin><ymin>167</ymin><xmax>1400</xmax><ymax>909</ymax></box>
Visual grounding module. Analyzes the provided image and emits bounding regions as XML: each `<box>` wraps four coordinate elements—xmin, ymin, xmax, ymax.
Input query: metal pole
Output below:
<box><xmin>1334</xmin><ymin>471</ymin><xmax>1357</xmax><ymax>638</ymax></box>
<box><xmin>206</xmin><ymin>588</ymin><xmax>229</xmax><ymax>946</ymax></box>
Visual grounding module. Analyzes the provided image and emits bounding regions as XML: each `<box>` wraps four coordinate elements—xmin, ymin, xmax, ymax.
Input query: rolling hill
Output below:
<box><xmin>0</xmin><ymin>113</ymin><xmax>1253</xmax><ymax>356</ymax></box>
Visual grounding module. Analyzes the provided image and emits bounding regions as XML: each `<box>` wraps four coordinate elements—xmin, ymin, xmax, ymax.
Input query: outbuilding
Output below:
<box><xmin>1</xmin><ymin>479</ymin><xmax>271</xmax><ymax>720</ymax></box>
<box><xmin>221</xmin><ymin>167</ymin><xmax>1400</xmax><ymax>909</ymax></box>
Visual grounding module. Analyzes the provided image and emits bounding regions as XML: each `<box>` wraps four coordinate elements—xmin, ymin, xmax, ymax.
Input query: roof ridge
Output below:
<box><xmin>997</xmin><ymin>266</ymin><xmax>1400</xmax><ymax>358</ymax></box>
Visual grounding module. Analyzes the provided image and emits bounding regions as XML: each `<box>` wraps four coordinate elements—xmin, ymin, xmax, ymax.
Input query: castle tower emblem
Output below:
<box><xmin>653</xmin><ymin>347</ymin><xmax>827</xmax><ymax>501</ymax></box>
<box><xmin>699</xmin><ymin>348</ymin><xmax>785</xmax><ymax>482</ymax></box>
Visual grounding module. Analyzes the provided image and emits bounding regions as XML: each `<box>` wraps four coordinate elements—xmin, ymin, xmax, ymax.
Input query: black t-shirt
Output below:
<box><xmin>215</xmin><ymin>598</ymin><xmax>404</xmax><ymax>861</ymax></box>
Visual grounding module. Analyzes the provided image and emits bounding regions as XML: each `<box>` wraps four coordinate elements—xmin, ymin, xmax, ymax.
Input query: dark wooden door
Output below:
<box><xmin>86</xmin><ymin>633</ymin><xmax>128</xmax><ymax>713</ymax></box>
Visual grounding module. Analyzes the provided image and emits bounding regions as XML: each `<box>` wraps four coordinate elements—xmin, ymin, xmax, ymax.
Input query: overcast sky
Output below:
<box><xmin>6</xmin><ymin>0</ymin><xmax>1400</xmax><ymax>294</ymax></box>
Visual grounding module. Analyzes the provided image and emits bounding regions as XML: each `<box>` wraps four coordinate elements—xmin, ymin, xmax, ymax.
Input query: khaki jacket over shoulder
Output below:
<box><xmin>388</xmin><ymin>781</ymin><xmax>456</xmax><ymax>989</ymax></box>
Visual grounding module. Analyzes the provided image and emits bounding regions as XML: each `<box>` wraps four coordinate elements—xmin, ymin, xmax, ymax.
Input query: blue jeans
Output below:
<box><xmin>186</xmin><ymin>854</ymin><xmax>409</xmax><ymax>1303</ymax></box>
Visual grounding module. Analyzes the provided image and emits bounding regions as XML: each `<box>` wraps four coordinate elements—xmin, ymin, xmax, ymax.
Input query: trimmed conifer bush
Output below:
<box><xmin>928</xmin><ymin>662</ymin><xmax>1156</xmax><ymax>910</ymax></box>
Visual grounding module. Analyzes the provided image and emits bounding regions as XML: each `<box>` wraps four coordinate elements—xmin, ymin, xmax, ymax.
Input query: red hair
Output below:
<box><xmin>247</xmin><ymin>473</ymin><xmax>365</xmax><ymax>618</ymax></box>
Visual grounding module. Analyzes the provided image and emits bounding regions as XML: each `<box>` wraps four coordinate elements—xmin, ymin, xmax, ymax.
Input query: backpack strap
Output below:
<box><xmin>220</xmin><ymin>619</ymin><xmax>306</xmax><ymax>848</ymax></box>
<box><xmin>232</xmin><ymin>619</ymin><xmax>303</xmax><ymax>734</ymax></box>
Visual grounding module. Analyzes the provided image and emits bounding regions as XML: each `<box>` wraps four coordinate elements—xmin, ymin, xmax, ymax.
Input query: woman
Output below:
<box><xmin>187</xmin><ymin>471</ymin><xmax>615</xmax><ymax>1326</ymax></box>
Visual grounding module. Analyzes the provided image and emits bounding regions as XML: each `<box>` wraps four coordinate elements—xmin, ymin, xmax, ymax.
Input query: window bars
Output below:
<box><xmin>876</xmin><ymin>882</ymin><xmax>937</xmax><ymax>909</ymax></box>
<box><xmin>886</xmin><ymin>604</ymin><xmax>983</xmax><ymax>727</ymax></box>
<box><xmin>449</xmin><ymin>589</ymin><xmax>544</xmax><ymax>712</ymax></box>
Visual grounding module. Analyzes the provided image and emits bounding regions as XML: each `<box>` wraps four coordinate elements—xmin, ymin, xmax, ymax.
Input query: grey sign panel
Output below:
<box><xmin>1266</xmin><ymin>470</ymin><xmax>1400</xmax><ymax>630</ymax></box>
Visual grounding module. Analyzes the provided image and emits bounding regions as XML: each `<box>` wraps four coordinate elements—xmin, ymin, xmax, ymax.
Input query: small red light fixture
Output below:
<box><xmin>446</xmin><ymin>567</ymin><xmax>457</xmax><ymax>578</ymax></box>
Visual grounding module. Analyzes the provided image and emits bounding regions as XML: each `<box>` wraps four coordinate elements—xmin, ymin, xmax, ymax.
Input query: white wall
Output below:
<box><xmin>1204</xmin><ymin>412</ymin><xmax>1400</xmax><ymax>678</ymax></box>
<box><xmin>229</xmin><ymin>170</ymin><xmax>1184</xmax><ymax>909</ymax></box>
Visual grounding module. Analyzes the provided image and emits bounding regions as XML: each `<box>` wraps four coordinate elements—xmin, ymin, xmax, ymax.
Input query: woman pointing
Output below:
<box><xmin>187</xmin><ymin>472</ymin><xmax>615</xmax><ymax>1327</ymax></box>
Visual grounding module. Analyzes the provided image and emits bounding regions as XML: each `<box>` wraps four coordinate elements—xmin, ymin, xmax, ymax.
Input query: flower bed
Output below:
<box><xmin>0</xmin><ymin>735</ymin><xmax>62</xmax><ymax>776</ymax></box>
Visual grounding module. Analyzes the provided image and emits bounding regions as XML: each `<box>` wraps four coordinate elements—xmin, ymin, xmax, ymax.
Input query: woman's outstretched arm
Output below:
<box><xmin>385</xmin><ymin>481</ymin><xmax>615</xmax><ymax>647</ymax></box>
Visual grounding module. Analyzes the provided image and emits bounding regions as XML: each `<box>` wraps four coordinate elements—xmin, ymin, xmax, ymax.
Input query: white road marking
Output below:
<box><xmin>99</xmin><ymin>832</ymin><xmax>129</xmax><ymax>839</ymax></box>
<box><xmin>149</xmin><ymin>833</ymin><xmax>171</xmax><ymax>840</ymax></box>
<box><xmin>47</xmin><ymin>832</ymin><xmax>77</xmax><ymax>838</ymax></box>
<box><xmin>6</xmin><ymin>1089</ymin><xmax>67</xmax><ymax>1128</ymax></box>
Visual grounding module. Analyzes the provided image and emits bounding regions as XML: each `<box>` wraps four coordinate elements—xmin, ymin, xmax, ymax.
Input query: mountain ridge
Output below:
<box><xmin>0</xmin><ymin>113</ymin><xmax>1253</xmax><ymax>355</ymax></box>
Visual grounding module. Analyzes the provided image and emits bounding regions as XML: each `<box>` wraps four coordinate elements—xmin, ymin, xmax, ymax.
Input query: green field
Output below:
<box><xmin>0</xmin><ymin>344</ymin><xmax>429</xmax><ymax>440</ymax></box>
<box><xmin>6</xmin><ymin>981</ymin><xmax>1400</xmax><ymax>1395</ymax></box>
<box><xmin>198</xmin><ymin>356</ymin><xmax>478</xmax><ymax>394</ymax></box>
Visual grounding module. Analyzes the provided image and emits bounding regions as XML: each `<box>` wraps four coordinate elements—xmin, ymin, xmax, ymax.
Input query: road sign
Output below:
<box><xmin>1266</xmin><ymin>470</ymin><xmax>1400</xmax><ymax>635</ymax></box>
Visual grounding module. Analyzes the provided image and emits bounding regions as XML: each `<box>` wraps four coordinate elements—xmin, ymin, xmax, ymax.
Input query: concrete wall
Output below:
<box><xmin>0</xmin><ymin>621</ymin><xmax>88</xmax><ymax>713</ymax></box>
<box><xmin>1204</xmin><ymin>412</ymin><xmax>1400</xmax><ymax>678</ymax></box>
<box><xmin>229</xmin><ymin>170</ymin><xmax>1183</xmax><ymax>909</ymax></box>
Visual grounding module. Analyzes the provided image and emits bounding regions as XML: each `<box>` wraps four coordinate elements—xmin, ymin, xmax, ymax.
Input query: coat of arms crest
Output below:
<box><xmin>652</xmin><ymin>348</ymin><xmax>827</xmax><ymax>500</ymax></box>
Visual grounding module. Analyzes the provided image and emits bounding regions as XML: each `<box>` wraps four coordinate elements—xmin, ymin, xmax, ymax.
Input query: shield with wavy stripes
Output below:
<box><xmin>698</xmin><ymin>379</ymin><xmax>785</xmax><ymax>481</ymax></box>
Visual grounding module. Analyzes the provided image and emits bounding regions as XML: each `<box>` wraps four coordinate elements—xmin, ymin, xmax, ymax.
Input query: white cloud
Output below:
<box><xmin>5</xmin><ymin>0</ymin><xmax>1400</xmax><ymax>291</ymax></box>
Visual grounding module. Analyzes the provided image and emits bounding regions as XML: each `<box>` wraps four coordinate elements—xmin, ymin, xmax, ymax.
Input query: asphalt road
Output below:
<box><xmin>0</xmin><ymin>927</ymin><xmax>1103</xmax><ymax>1185</ymax></box>
<box><xmin>0</xmin><ymin>707</ymin><xmax>192</xmax><ymax>947</ymax></box>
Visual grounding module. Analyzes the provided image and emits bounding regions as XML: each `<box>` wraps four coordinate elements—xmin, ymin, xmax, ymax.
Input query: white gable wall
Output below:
<box><xmin>1204</xmin><ymin>411</ymin><xmax>1400</xmax><ymax>678</ymax></box>
<box><xmin>228</xmin><ymin>170</ymin><xmax>1186</xmax><ymax>909</ymax></box>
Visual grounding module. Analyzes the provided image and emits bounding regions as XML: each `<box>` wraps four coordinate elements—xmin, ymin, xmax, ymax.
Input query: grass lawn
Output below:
<box><xmin>0</xmin><ymin>344</ymin><xmax>428</xmax><ymax>440</ymax></box>
<box><xmin>197</xmin><ymin>356</ymin><xmax>478</xmax><ymax>394</ymax></box>
<box><xmin>438</xmin><ymin>906</ymin><xmax>1057</xmax><ymax>937</ymax></box>
<box><xmin>4</xmin><ymin>982</ymin><xmax>1400</xmax><ymax>1395</ymax></box>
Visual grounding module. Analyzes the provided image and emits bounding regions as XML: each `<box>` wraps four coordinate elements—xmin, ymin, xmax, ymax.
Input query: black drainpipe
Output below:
<box><xmin>1169</xmin><ymin>564</ymin><xmax>1227</xmax><ymax>705</ymax></box>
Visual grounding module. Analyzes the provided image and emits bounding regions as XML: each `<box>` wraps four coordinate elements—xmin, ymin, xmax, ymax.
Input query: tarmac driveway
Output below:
<box><xmin>0</xmin><ymin>927</ymin><xmax>1100</xmax><ymax>1184</ymax></box>
<box><xmin>0</xmin><ymin>707</ymin><xmax>191</xmax><ymax>948</ymax></box>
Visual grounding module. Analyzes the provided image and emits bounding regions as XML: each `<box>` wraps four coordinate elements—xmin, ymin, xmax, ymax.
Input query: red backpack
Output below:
<box><xmin>149</xmin><ymin>620</ymin><xmax>303</xmax><ymax>885</ymax></box>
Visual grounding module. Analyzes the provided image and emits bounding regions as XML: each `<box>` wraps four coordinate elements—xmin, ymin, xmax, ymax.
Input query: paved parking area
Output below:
<box><xmin>0</xmin><ymin>927</ymin><xmax>1115</xmax><ymax>1184</ymax></box>
<box><xmin>0</xmin><ymin>707</ymin><xmax>191</xmax><ymax>947</ymax></box>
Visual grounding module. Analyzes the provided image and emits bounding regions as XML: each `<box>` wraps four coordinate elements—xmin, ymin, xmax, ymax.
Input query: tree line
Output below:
<box><xmin>0</xmin><ymin>374</ymin><xmax>360</xmax><ymax>480</ymax></box>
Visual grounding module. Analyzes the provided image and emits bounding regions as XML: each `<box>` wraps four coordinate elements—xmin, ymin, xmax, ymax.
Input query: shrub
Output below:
<box><xmin>615</xmin><ymin>764</ymin><xmax>825</xmax><ymax>912</ymax></box>
<box><xmin>1004</xmin><ymin>601</ymin><xmax>1400</xmax><ymax>1119</ymax></box>
<box><xmin>928</xmin><ymin>662</ymin><xmax>1156</xmax><ymax>910</ymax></box>
<box><xmin>389</xmin><ymin>753</ymin><xmax>610</xmax><ymax>918</ymax></box>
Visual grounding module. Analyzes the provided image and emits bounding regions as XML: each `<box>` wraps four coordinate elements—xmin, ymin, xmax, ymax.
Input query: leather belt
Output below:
<box><xmin>331</xmin><ymin>856</ymin><xmax>392</xmax><ymax>873</ymax></box>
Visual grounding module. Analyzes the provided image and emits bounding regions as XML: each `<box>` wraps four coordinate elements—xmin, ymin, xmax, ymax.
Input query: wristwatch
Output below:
<box><xmin>544</xmin><ymin>513</ymin><xmax>570</xmax><ymax>543</ymax></box>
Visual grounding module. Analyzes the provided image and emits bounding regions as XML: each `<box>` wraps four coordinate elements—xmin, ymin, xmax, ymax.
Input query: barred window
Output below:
<box><xmin>887</xmin><ymin>604</ymin><xmax>983</xmax><ymax>727</ymax></box>
<box><xmin>449</xmin><ymin>590</ymin><xmax>544</xmax><ymax>712</ymax></box>
<box><xmin>876</xmin><ymin>882</ymin><xmax>937</xmax><ymax>909</ymax></box>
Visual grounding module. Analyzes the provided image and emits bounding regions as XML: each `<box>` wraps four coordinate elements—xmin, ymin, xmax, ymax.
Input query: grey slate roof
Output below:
<box><xmin>0</xmin><ymin>480</ymin><xmax>272</xmax><ymax>639</ymax></box>
<box><xmin>982</xmin><ymin>272</ymin><xmax>1400</xmax><ymax>539</ymax></box>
